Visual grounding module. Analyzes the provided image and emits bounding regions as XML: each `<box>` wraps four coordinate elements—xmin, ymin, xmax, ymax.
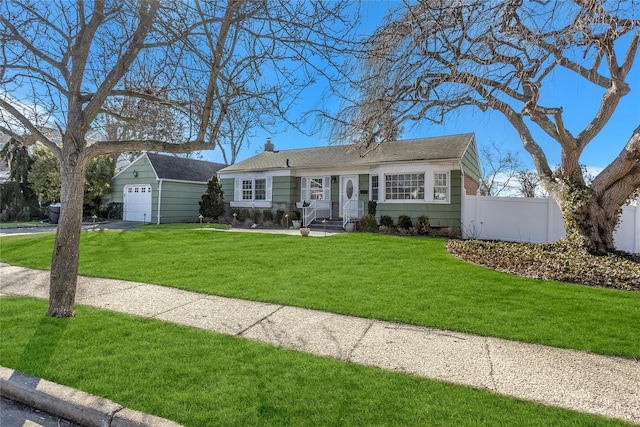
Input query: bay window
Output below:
<box><xmin>385</xmin><ymin>173</ymin><xmax>425</xmax><ymax>200</ymax></box>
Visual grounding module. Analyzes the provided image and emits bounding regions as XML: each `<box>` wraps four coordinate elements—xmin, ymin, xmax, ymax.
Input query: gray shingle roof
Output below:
<box><xmin>146</xmin><ymin>153</ymin><xmax>226</xmax><ymax>182</ymax></box>
<box><xmin>219</xmin><ymin>133</ymin><xmax>474</xmax><ymax>173</ymax></box>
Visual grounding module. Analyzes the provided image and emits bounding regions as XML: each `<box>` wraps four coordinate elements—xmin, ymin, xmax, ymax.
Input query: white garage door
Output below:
<box><xmin>123</xmin><ymin>185</ymin><xmax>152</xmax><ymax>222</ymax></box>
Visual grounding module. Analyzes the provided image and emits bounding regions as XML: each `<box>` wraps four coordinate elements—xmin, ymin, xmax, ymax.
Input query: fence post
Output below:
<box><xmin>546</xmin><ymin>197</ymin><xmax>553</xmax><ymax>242</ymax></box>
<box><xmin>635</xmin><ymin>201</ymin><xmax>640</xmax><ymax>253</ymax></box>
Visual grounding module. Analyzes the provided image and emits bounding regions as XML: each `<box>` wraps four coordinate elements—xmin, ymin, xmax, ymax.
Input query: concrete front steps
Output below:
<box><xmin>307</xmin><ymin>218</ymin><xmax>346</xmax><ymax>232</ymax></box>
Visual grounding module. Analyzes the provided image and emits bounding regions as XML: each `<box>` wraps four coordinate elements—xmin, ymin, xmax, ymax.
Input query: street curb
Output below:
<box><xmin>0</xmin><ymin>366</ymin><xmax>184</xmax><ymax>427</ymax></box>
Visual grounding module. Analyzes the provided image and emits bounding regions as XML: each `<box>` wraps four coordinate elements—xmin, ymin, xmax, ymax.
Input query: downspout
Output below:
<box><xmin>156</xmin><ymin>180</ymin><xmax>163</xmax><ymax>225</ymax></box>
<box><xmin>459</xmin><ymin>159</ymin><xmax>466</xmax><ymax>236</ymax></box>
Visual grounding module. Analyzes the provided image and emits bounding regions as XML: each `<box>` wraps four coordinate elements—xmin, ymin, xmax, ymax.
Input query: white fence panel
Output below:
<box><xmin>462</xmin><ymin>196</ymin><xmax>639</xmax><ymax>253</ymax></box>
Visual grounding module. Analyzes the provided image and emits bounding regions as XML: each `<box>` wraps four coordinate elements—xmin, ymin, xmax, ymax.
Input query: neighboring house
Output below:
<box><xmin>217</xmin><ymin>134</ymin><xmax>481</xmax><ymax>232</ymax></box>
<box><xmin>0</xmin><ymin>134</ymin><xmax>9</xmax><ymax>182</ymax></box>
<box><xmin>112</xmin><ymin>153</ymin><xmax>226</xmax><ymax>224</ymax></box>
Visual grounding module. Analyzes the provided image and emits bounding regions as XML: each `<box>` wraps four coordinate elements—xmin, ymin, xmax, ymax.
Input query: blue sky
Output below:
<box><xmin>202</xmin><ymin>1</ymin><xmax>640</xmax><ymax>174</ymax></box>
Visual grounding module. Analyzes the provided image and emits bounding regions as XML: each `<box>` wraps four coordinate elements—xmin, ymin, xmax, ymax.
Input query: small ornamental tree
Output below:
<box><xmin>199</xmin><ymin>175</ymin><xmax>224</xmax><ymax>220</ymax></box>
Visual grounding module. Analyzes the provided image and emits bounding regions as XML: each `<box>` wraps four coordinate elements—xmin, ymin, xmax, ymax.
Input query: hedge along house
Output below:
<box><xmin>112</xmin><ymin>153</ymin><xmax>226</xmax><ymax>224</ymax></box>
<box><xmin>217</xmin><ymin>134</ymin><xmax>481</xmax><ymax>232</ymax></box>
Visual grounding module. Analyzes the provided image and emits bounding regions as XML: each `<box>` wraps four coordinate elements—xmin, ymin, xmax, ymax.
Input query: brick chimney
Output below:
<box><xmin>264</xmin><ymin>137</ymin><xmax>274</xmax><ymax>152</ymax></box>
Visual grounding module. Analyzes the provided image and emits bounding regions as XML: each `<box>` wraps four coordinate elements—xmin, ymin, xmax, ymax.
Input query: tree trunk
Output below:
<box><xmin>47</xmin><ymin>160</ymin><xmax>85</xmax><ymax>317</ymax></box>
<box><xmin>558</xmin><ymin>189</ymin><xmax>618</xmax><ymax>254</ymax></box>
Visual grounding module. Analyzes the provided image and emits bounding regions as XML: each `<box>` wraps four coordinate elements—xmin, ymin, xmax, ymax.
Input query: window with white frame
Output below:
<box><xmin>433</xmin><ymin>172</ymin><xmax>449</xmax><ymax>202</ymax></box>
<box><xmin>242</xmin><ymin>179</ymin><xmax>253</xmax><ymax>200</ymax></box>
<box><xmin>371</xmin><ymin>175</ymin><xmax>379</xmax><ymax>201</ymax></box>
<box><xmin>241</xmin><ymin>178</ymin><xmax>267</xmax><ymax>201</ymax></box>
<box><xmin>309</xmin><ymin>177</ymin><xmax>324</xmax><ymax>200</ymax></box>
<box><xmin>385</xmin><ymin>173</ymin><xmax>425</xmax><ymax>200</ymax></box>
<box><xmin>232</xmin><ymin>177</ymin><xmax>272</xmax><ymax>207</ymax></box>
<box><xmin>255</xmin><ymin>179</ymin><xmax>266</xmax><ymax>200</ymax></box>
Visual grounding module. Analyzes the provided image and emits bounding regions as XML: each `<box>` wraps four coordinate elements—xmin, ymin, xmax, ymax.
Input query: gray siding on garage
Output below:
<box><xmin>158</xmin><ymin>181</ymin><xmax>207</xmax><ymax>223</ymax></box>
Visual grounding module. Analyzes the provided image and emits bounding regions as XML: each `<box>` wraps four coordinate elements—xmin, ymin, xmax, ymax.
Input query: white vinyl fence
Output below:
<box><xmin>462</xmin><ymin>195</ymin><xmax>640</xmax><ymax>253</ymax></box>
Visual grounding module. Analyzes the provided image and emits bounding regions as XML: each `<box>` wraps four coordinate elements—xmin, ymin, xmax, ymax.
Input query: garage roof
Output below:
<box><xmin>146</xmin><ymin>153</ymin><xmax>226</xmax><ymax>183</ymax></box>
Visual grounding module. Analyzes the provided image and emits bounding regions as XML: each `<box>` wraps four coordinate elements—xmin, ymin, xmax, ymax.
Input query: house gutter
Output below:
<box><xmin>156</xmin><ymin>179</ymin><xmax>163</xmax><ymax>225</ymax></box>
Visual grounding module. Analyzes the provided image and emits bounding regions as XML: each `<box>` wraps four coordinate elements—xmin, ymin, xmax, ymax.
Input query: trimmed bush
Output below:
<box><xmin>275</xmin><ymin>209</ymin><xmax>284</xmax><ymax>225</ymax></box>
<box><xmin>358</xmin><ymin>214</ymin><xmax>378</xmax><ymax>232</ymax></box>
<box><xmin>397</xmin><ymin>227</ymin><xmax>410</xmax><ymax>236</ymax></box>
<box><xmin>104</xmin><ymin>202</ymin><xmax>123</xmax><ymax>220</ymax></box>
<box><xmin>263</xmin><ymin>210</ymin><xmax>274</xmax><ymax>222</ymax></box>
<box><xmin>379</xmin><ymin>215</ymin><xmax>394</xmax><ymax>228</ymax></box>
<box><xmin>238</xmin><ymin>208</ymin><xmax>250</xmax><ymax>222</ymax></box>
<box><xmin>251</xmin><ymin>208</ymin><xmax>262</xmax><ymax>224</ymax></box>
<box><xmin>415</xmin><ymin>216</ymin><xmax>431</xmax><ymax>235</ymax></box>
<box><xmin>288</xmin><ymin>210</ymin><xmax>300</xmax><ymax>221</ymax></box>
<box><xmin>397</xmin><ymin>215</ymin><xmax>413</xmax><ymax>229</ymax></box>
<box><xmin>368</xmin><ymin>200</ymin><xmax>377</xmax><ymax>216</ymax></box>
<box><xmin>378</xmin><ymin>225</ymin><xmax>392</xmax><ymax>234</ymax></box>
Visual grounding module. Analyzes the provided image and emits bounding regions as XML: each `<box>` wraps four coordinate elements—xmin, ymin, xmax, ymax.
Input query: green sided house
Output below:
<box><xmin>217</xmin><ymin>133</ymin><xmax>481</xmax><ymax>233</ymax></box>
<box><xmin>112</xmin><ymin>153</ymin><xmax>226</xmax><ymax>224</ymax></box>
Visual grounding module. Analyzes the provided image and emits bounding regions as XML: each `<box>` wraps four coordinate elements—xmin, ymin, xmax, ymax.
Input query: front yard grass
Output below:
<box><xmin>1</xmin><ymin>230</ymin><xmax>639</xmax><ymax>358</ymax></box>
<box><xmin>0</xmin><ymin>297</ymin><xmax>630</xmax><ymax>427</ymax></box>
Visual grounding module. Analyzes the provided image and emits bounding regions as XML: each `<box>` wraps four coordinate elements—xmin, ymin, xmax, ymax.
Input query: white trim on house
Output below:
<box><xmin>156</xmin><ymin>180</ymin><xmax>163</xmax><ymax>225</ymax></box>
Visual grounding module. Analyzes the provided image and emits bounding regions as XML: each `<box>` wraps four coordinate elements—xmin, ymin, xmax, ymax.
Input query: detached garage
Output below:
<box><xmin>111</xmin><ymin>153</ymin><xmax>226</xmax><ymax>224</ymax></box>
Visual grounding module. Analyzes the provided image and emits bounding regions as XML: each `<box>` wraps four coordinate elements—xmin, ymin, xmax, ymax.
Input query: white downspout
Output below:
<box><xmin>156</xmin><ymin>180</ymin><xmax>163</xmax><ymax>225</ymax></box>
<box><xmin>459</xmin><ymin>159</ymin><xmax>466</xmax><ymax>236</ymax></box>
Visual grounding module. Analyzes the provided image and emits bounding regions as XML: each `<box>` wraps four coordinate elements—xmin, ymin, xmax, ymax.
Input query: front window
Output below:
<box><xmin>434</xmin><ymin>172</ymin><xmax>449</xmax><ymax>202</ymax></box>
<box><xmin>371</xmin><ymin>175</ymin><xmax>379</xmax><ymax>201</ymax></box>
<box><xmin>241</xmin><ymin>178</ymin><xmax>267</xmax><ymax>201</ymax></box>
<box><xmin>385</xmin><ymin>173</ymin><xmax>424</xmax><ymax>200</ymax></box>
<box><xmin>255</xmin><ymin>179</ymin><xmax>266</xmax><ymax>200</ymax></box>
<box><xmin>310</xmin><ymin>177</ymin><xmax>324</xmax><ymax>200</ymax></box>
<box><xmin>242</xmin><ymin>179</ymin><xmax>253</xmax><ymax>200</ymax></box>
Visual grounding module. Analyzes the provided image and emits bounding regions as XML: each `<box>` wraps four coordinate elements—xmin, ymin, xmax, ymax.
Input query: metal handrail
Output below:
<box><xmin>342</xmin><ymin>199</ymin><xmax>351</xmax><ymax>229</ymax></box>
<box><xmin>302</xmin><ymin>200</ymin><xmax>317</xmax><ymax>227</ymax></box>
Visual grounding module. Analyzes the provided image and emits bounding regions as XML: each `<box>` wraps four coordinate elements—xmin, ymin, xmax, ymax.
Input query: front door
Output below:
<box><xmin>340</xmin><ymin>175</ymin><xmax>359</xmax><ymax>218</ymax></box>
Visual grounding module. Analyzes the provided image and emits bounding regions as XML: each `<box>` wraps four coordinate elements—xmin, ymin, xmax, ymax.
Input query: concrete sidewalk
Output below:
<box><xmin>1</xmin><ymin>263</ymin><xmax>639</xmax><ymax>425</ymax></box>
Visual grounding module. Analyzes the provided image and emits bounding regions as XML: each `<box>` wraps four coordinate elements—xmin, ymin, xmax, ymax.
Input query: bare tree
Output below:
<box><xmin>0</xmin><ymin>0</ymin><xmax>356</xmax><ymax>317</ymax></box>
<box><xmin>517</xmin><ymin>170</ymin><xmax>542</xmax><ymax>198</ymax></box>
<box><xmin>338</xmin><ymin>0</ymin><xmax>640</xmax><ymax>253</ymax></box>
<box><xmin>479</xmin><ymin>142</ymin><xmax>522</xmax><ymax>196</ymax></box>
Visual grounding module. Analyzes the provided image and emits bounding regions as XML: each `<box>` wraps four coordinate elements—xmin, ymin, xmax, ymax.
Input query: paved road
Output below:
<box><xmin>1</xmin><ymin>397</ymin><xmax>82</xmax><ymax>427</ymax></box>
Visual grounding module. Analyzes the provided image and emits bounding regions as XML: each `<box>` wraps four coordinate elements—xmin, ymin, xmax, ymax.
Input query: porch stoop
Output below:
<box><xmin>308</xmin><ymin>218</ymin><xmax>346</xmax><ymax>231</ymax></box>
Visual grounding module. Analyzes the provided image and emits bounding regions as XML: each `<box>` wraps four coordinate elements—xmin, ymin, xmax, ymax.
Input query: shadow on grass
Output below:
<box><xmin>16</xmin><ymin>315</ymin><xmax>70</xmax><ymax>373</ymax></box>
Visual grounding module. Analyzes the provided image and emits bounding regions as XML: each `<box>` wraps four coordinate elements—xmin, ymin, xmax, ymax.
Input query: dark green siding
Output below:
<box><xmin>273</xmin><ymin>176</ymin><xmax>297</xmax><ymax>202</ymax></box>
<box><xmin>220</xmin><ymin>178</ymin><xmax>234</xmax><ymax>202</ymax></box>
<box><xmin>358</xmin><ymin>174</ymin><xmax>369</xmax><ymax>200</ymax></box>
<box><xmin>461</xmin><ymin>138</ymin><xmax>481</xmax><ymax>182</ymax></box>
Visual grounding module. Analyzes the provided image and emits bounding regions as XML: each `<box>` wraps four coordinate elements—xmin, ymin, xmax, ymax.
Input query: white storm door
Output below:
<box><xmin>340</xmin><ymin>175</ymin><xmax>358</xmax><ymax>218</ymax></box>
<box><xmin>123</xmin><ymin>185</ymin><xmax>152</xmax><ymax>222</ymax></box>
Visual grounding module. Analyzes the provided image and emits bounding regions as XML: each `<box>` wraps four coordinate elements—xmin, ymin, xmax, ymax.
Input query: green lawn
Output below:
<box><xmin>1</xmin><ymin>230</ymin><xmax>639</xmax><ymax>358</ymax></box>
<box><xmin>0</xmin><ymin>221</ymin><xmax>49</xmax><ymax>228</ymax></box>
<box><xmin>0</xmin><ymin>297</ymin><xmax>630</xmax><ymax>427</ymax></box>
